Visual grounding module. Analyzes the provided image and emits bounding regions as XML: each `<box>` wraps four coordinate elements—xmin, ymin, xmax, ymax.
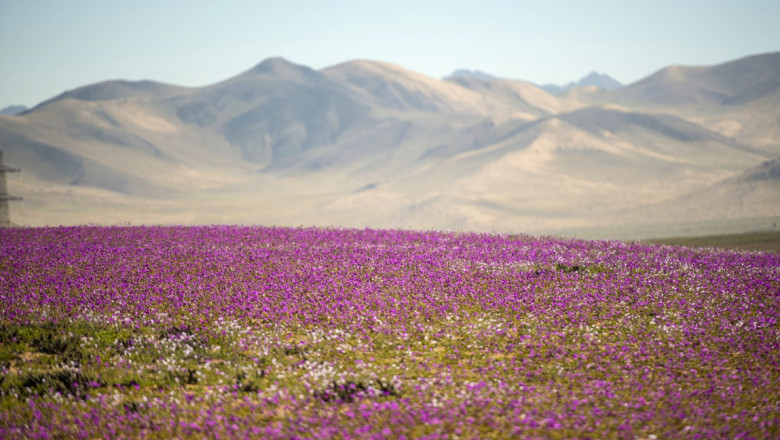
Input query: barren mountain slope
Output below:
<box><xmin>2</xmin><ymin>54</ymin><xmax>777</xmax><ymax>237</ymax></box>
<box><xmin>606</xmin><ymin>52</ymin><xmax>780</xmax><ymax>108</ymax></box>
<box><xmin>616</xmin><ymin>156</ymin><xmax>780</xmax><ymax>226</ymax></box>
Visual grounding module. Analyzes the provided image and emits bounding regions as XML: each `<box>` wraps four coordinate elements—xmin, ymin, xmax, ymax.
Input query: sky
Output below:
<box><xmin>1</xmin><ymin>0</ymin><xmax>778</xmax><ymax>108</ymax></box>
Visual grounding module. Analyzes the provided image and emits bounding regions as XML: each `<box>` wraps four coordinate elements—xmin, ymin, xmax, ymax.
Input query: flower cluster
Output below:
<box><xmin>0</xmin><ymin>225</ymin><xmax>778</xmax><ymax>439</ymax></box>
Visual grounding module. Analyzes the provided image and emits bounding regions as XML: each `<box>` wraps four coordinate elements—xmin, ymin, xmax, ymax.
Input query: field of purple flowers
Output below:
<box><xmin>0</xmin><ymin>225</ymin><xmax>778</xmax><ymax>439</ymax></box>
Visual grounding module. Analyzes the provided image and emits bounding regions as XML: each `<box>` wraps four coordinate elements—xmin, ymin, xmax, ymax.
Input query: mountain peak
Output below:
<box><xmin>248</xmin><ymin>57</ymin><xmax>319</xmax><ymax>82</ymax></box>
<box><xmin>324</xmin><ymin>59</ymin><xmax>422</xmax><ymax>76</ymax></box>
<box><xmin>541</xmin><ymin>72</ymin><xmax>622</xmax><ymax>95</ymax></box>
<box><xmin>615</xmin><ymin>51</ymin><xmax>780</xmax><ymax>108</ymax></box>
<box><xmin>0</xmin><ymin>105</ymin><xmax>28</xmax><ymax>116</ymax></box>
<box><xmin>31</xmin><ymin>79</ymin><xmax>184</xmax><ymax>111</ymax></box>
<box><xmin>252</xmin><ymin>57</ymin><xmax>294</xmax><ymax>72</ymax></box>
<box><xmin>577</xmin><ymin>72</ymin><xmax>622</xmax><ymax>90</ymax></box>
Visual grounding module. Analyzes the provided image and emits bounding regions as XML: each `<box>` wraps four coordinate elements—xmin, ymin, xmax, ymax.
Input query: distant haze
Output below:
<box><xmin>0</xmin><ymin>106</ymin><xmax>27</xmax><ymax>116</ymax></box>
<box><xmin>540</xmin><ymin>73</ymin><xmax>623</xmax><ymax>95</ymax></box>
<box><xmin>1</xmin><ymin>52</ymin><xmax>778</xmax><ymax>238</ymax></box>
<box><xmin>445</xmin><ymin>70</ymin><xmax>502</xmax><ymax>82</ymax></box>
<box><xmin>444</xmin><ymin>69</ymin><xmax>623</xmax><ymax>95</ymax></box>
<box><xmin>1</xmin><ymin>0</ymin><xmax>779</xmax><ymax>108</ymax></box>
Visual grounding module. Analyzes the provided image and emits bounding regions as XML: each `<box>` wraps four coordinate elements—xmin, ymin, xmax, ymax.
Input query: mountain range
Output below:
<box><xmin>1</xmin><ymin>52</ymin><xmax>778</xmax><ymax>238</ymax></box>
<box><xmin>539</xmin><ymin>72</ymin><xmax>622</xmax><ymax>95</ymax></box>
<box><xmin>443</xmin><ymin>70</ymin><xmax>623</xmax><ymax>95</ymax></box>
<box><xmin>0</xmin><ymin>105</ymin><xmax>28</xmax><ymax>116</ymax></box>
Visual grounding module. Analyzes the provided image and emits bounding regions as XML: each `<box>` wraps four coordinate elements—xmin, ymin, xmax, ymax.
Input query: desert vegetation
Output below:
<box><xmin>0</xmin><ymin>226</ymin><xmax>778</xmax><ymax>438</ymax></box>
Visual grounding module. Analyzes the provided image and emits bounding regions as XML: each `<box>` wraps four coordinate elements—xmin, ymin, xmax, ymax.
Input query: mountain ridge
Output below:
<box><xmin>1</xmin><ymin>51</ymin><xmax>778</xmax><ymax>238</ymax></box>
<box><xmin>541</xmin><ymin>72</ymin><xmax>622</xmax><ymax>95</ymax></box>
<box><xmin>0</xmin><ymin>105</ymin><xmax>28</xmax><ymax>116</ymax></box>
<box><xmin>443</xmin><ymin>69</ymin><xmax>501</xmax><ymax>82</ymax></box>
<box><xmin>605</xmin><ymin>52</ymin><xmax>780</xmax><ymax>108</ymax></box>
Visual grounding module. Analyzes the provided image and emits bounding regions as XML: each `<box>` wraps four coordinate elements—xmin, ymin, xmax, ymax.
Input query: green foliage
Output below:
<box><xmin>553</xmin><ymin>263</ymin><xmax>609</xmax><ymax>274</ymax></box>
<box><xmin>554</xmin><ymin>263</ymin><xmax>584</xmax><ymax>273</ymax></box>
<box><xmin>17</xmin><ymin>369</ymin><xmax>103</xmax><ymax>398</ymax></box>
<box><xmin>167</xmin><ymin>367</ymin><xmax>200</xmax><ymax>386</ymax></box>
<box><xmin>233</xmin><ymin>371</ymin><xmax>262</xmax><ymax>393</ymax></box>
<box><xmin>0</xmin><ymin>322</ymin><xmax>84</xmax><ymax>364</ymax></box>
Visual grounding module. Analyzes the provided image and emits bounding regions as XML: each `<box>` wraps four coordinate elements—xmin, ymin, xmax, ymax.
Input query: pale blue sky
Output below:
<box><xmin>1</xmin><ymin>0</ymin><xmax>778</xmax><ymax>108</ymax></box>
